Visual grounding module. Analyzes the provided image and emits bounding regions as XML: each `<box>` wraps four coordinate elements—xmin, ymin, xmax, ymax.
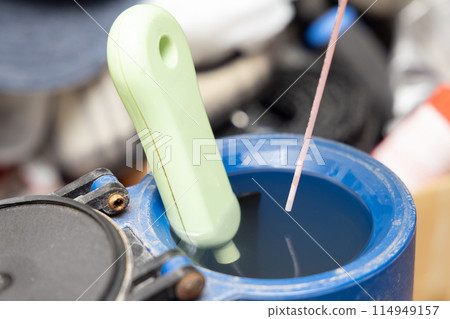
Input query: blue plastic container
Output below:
<box><xmin>113</xmin><ymin>133</ymin><xmax>416</xmax><ymax>300</ymax></box>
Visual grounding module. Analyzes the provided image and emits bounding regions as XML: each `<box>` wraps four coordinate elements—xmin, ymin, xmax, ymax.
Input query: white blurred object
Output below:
<box><xmin>390</xmin><ymin>0</ymin><xmax>450</xmax><ymax>122</ymax></box>
<box><xmin>148</xmin><ymin>0</ymin><xmax>295</xmax><ymax>66</ymax></box>
<box><xmin>54</xmin><ymin>51</ymin><xmax>272</xmax><ymax>177</ymax></box>
<box><xmin>198</xmin><ymin>50</ymin><xmax>272</xmax><ymax>125</ymax></box>
<box><xmin>231</xmin><ymin>110</ymin><xmax>250</xmax><ymax>129</ymax></box>
<box><xmin>19</xmin><ymin>159</ymin><xmax>63</xmax><ymax>195</ymax></box>
<box><xmin>54</xmin><ymin>71</ymin><xmax>136</xmax><ymax>177</ymax></box>
<box><xmin>372</xmin><ymin>86</ymin><xmax>450</xmax><ymax>193</ymax></box>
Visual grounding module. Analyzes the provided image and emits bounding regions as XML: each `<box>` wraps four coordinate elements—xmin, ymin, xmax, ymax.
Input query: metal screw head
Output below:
<box><xmin>108</xmin><ymin>193</ymin><xmax>126</xmax><ymax>211</ymax></box>
<box><xmin>175</xmin><ymin>272</ymin><xmax>205</xmax><ymax>301</ymax></box>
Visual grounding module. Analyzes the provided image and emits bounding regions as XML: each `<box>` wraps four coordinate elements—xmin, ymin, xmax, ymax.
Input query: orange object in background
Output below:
<box><xmin>429</xmin><ymin>85</ymin><xmax>450</xmax><ymax>123</ymax></box>
<box><xmin>414</xmin><ymin>84</ymin><xmax>450</xmax><ymax>301</ymax></box>
<box><xmin>373</xmin><ymin>85</ymin><xmax>450</xmax><ymax>300</ymax></box>
<box><xmin>372</xmin><ymin>85</ymin><xmax>450</xmax><ymax>193</ymax></box>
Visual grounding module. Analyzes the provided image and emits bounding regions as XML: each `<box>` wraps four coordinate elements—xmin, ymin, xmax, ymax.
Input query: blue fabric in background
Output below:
<box><xmin>0</xmin><ymin>0</ymin><xmax>139</xmax><ymax>92</ymax></box>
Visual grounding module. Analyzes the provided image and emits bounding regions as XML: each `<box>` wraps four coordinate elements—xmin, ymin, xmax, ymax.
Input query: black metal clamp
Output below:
<box><xmin>53</xmin><ymin>168</ymin><xmax>130</xmax><ymax>216</ymax></box>
<box><xmin>124</xmin><ymin>230</ymin><xmax>205</xmax><ymax>301</ymax></box>
<box><xmin>52</xmin><ymin>168</ymin><xmax>205</xmax><ymax>300</ymax></box>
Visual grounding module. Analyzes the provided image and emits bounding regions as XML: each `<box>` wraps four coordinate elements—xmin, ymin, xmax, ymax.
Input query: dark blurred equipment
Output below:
<box><xmin>348</xmin><ymin>0</ymin><xmax>412</xmax><ymax>48</ymax></box>
<box><xmin>0</xmin><ymin>168</ymin><xmax>204</xmax><ymax>301</ymax></box>
<box><xmin>0</xmin><ymin>0</ymin><xmax>293</xmax><ymax>186</ymax></box>
<box><xmin>198</xmin><ymin>51</ymin><xmax>273</xmax><ymax>127</ymax></box>
<box><xmin>0</xmin><ymin>0</ymin><xmax>139</xmax><ymax>193</ymax></box>
<box><xmin>218</xmin><ymin>4</ymin><xmax>393</xmax><ymax>152</ymax></box>
<box><xmin>0</xmin><ymin>95</ymin><xmax>52</xmax><ymax>167</ymax></box>
<box><xmin>0</xmin><ymin>0</ymin><xmax>398</xmax><ymax>193</ymax></box>
<box><xmin>349</xmin><ymin>0</ymin><xmax>412</xmax><ymax>18</ymax></box>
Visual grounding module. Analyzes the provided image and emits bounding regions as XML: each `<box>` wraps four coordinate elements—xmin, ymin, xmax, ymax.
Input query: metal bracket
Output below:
<box><xmin>53</xmin><ymin>168</ymin><xmax>129</xmax><ymax>216</ymax></box>
<box><xmin>124</xmin><ymin>229</ymin><xmax>205</xmax><ymax>301</ymax></box>
<box><xmin>53</xmin><ymin>169</ymin><xmax>204</xmax><ymax>300</ymax></box>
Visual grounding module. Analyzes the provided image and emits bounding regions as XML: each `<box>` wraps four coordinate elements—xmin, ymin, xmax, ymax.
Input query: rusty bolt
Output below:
<box><xmin>108</xmin><ymin>193</ymin><xmax>126</xmax><ymax>212</ymax></box>
<box><xmin>175</xmin><ymin>272</ymin><xmax>205</xmax><ymax>301</ymax></box>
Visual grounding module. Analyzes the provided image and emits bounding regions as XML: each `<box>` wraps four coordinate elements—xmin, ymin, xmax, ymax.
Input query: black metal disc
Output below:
<box><xmin>0</xmin><ymin>195</ymin><xmax>127</xmax><ymax>300</ymax></box>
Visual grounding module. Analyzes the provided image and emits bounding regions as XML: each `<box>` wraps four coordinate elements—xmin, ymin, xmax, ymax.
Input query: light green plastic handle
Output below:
<box><xmin>107</xmin><ymin>4</ymin><xmax>240</xmax><ymax>264</ymax></box>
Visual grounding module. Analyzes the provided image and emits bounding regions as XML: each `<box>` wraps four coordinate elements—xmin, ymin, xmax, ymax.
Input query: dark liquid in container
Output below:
<box><xmin>174</xmin><ymin>170</ymin><xmax>373</xmax><ymax>279</ymax></box>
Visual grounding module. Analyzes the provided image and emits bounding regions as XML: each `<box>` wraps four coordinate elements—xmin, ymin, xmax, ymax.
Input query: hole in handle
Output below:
<box><xmin>159</xmin><ymin>35</ymin><xmax>178</xmax><ymax>68</ymax></box>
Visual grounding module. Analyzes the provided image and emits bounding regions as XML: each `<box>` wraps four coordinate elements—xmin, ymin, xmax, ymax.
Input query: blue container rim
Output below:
<box><xmin>197</xmin><ymin>133</ymin><xmax>416</xmax><ymax>300</ymax></box>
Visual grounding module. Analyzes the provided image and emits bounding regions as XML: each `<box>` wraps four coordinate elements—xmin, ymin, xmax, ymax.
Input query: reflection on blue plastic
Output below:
<box><xmin>161</xmin><ymin>255</ymin><xmax>191</xmax><ymax>275</ymax></box>
<box><xmin>91</xmin><ymin>174</ymin><xmax>119</xmax><ymax>191</ymax></box>
<box><xmin>305</xmin><ymin>5</ymin><xmax>358</xmax><ymax>48</ymax></box>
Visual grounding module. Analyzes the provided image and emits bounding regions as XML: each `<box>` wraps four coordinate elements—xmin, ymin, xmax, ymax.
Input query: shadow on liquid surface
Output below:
<box><xmin>173</xmin><ymin>170</ymin><xmax>373</xmax><ymax>279</ymax></box>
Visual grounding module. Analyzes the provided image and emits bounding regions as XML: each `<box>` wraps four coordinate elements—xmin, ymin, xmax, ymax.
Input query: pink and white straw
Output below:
<box><xmin>285</xmin><ymin>0</ymin><xmax>348</xmax><ymax>212</ymax></box>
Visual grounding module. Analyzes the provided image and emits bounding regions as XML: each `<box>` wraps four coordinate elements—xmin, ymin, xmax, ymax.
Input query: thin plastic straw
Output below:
<box><xmin>285</xmin><ymin>0</ymin><xmax>348</xmax><ymax>212</ymax></box>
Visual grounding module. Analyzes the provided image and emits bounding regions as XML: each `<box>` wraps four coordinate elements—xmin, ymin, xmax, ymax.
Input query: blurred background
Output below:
<box><xmin>0</xmin><ymin>0</ymin><xmax>449</xmax><ymax>300</ymax></box>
